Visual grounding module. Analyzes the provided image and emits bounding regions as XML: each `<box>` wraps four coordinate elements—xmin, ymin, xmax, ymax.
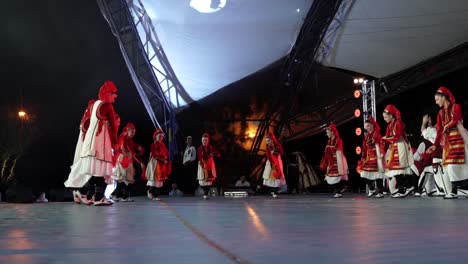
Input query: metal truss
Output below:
<box><xmin>377</xmin><ymin>42</ymin><xmax>468</xmax><ymax>103</ymax></box>
<box><xmin>284</xmin><ymin>42</ymin><xmax>468</xmax><ymax>142</ymax></box>
<box><xmin>314</xmin><ymin>0</ymin><xmax>356</xmax><ymax>64</ymax></box>
<box><xmin>275</xmin><ymin>0</ymin><xmax>348</xmax><ymax>140</ymax></box>
<box><xmin>248</xmin><ymin>0</ymin><xmax>346</xmax><ymax>177</ymax></box>
<box><xmin>125</xmin><ymin>0</ymin><xmax>193</xmax><ymax>108</ymax></box>
<box><xmin>361</xmin><ymin>80</ymin><xmax>376</xmax><ymax>123</ymax></box>
<box><xmin>97</xmin><ymin>0</ymin><xmax>180</xmax><ymax>156</ymax></box>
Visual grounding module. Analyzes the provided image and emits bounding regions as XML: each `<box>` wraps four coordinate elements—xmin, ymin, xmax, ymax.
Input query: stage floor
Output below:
<box><xmin>1</xmin><ymin>195</ymin><xmax>468</xmax><ymax>264</ymax></box>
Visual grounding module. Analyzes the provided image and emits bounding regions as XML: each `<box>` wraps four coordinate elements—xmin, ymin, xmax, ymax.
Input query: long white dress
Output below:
<box><xmin>65</xmin><ymin>100</ymin><xmax>114</xmax><ymax>188</ymax></box>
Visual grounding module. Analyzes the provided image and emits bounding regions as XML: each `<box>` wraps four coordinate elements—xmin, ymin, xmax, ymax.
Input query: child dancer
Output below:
<box><xmin>146</xmin><ymin>129</ymin><xmax>170</xmax><ymax>201</ymax></box>
<box><xmin>359</xmin><ymin>117</ymin><xmax>385</xmax><ymax>198</ymax></box>
<box><xmin>320</xmin><ymin>124</ymin><xmax>349</xmax><ymax>198</ymax></box>
<box><xmin>262</xmin><ymin>132</ymin><xmax>286</xmax><ymax>198</ymax></box>
<box><xmin>197</xmin><ymin>133</ymin><xmax>220</xmax><ymax>199</ymax></box>
<box><xmin>381</xmin><ymin>105</ymin><xmax>413</xmax><ymax>198</ymax></box>
<box><xmin>111</xmin><ymin>122</ymin><xmax>144</xmax><ymax>202</ymax></box>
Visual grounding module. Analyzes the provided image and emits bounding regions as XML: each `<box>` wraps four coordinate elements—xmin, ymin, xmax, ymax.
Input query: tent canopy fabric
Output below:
<box><xmin>322</xmin><ymin>0</ymin><xmax>468</xmax><ymax>78</ymax></box>
<box><xmin>136</xmin><ymin>0</ymin><xmax>313</xmax><ymax>105</ymax></box>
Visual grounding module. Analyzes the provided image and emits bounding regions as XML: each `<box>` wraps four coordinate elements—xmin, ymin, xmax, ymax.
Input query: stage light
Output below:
<box><xmin>354</xmin><ymin>109</ymin><xmax>361</xmax><ymax>118</ymax></box>
<box><xmin>18</xmin><ymin>110</ymin><xmax>27</xmax><ymax>118</ymax></box>
<box><xmin>353</xmin><ymin>90</ymin><xmax>361</xmax><ymax>99</ymax></box>
<box><xmin>356</xmin><ymin>146</ymin><xmax>362</xmax><ymax>155</ymax></box>
<box><xmin>358</xmin><ymin>78</ymin><xmax>364</xmax><ymax>84</ymax></box>
<box><xmin>355</xmin><ymin>127</ymin><xmax>362</xmax><ymax>136</ymax></box>
<box><xmin>296</xmin><ymin>8</ymin><xmax>300</xmax><ymax>12</ymax></box>
<box><xmin>354</xmin><ymin>78</ymin><xmax>359</xmax><ymax>84</ymax></box>
<box><xmin>190</xmin><ymin>0</ymin><xmax>227</xmax><ymax>13</ymax></box>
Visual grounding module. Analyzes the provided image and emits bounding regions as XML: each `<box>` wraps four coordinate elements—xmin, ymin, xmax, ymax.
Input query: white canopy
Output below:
<box><xmin>135</xmin><ymin>0</ymin><xmax>313</xmax><ymax>105</ymax></box>
<box><xmin>322</xmin><ymin>0</ymin><xmax>468</xmax><ymax>77</ymax></box>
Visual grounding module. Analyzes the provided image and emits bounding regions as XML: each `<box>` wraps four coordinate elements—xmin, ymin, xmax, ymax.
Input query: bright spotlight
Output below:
<box><xmin>353</xmin><ymin>90</ymin><xmax>361</xmax><ymax>99</ymax></box>
<box><xmin>354</xmin><ymin>109</ymin><xmax>361</xmax><ymax>118</ymax></box>
<box><xmin>355</xmin><ymin>127</ymin><xmax>362</xmax><ymax>136</ymax></box>
<box><xmin>354</xmin><ymin>79</ymin><xmax>359</xmax><ymax>84</ymax></box>
<box><xmin>190</xmin><ymin>0</ymin><xmax>227</xmax><ymax>14</ymax></box>
<box><xmin>18</xmin><ymin>110</ymin><xmax>27</xmax><ymax>118</ymax></box>
<box><xmin>356</xmin><ymin>146</ymin><xmax>362</xmax><ymax>155</ymax></box>
<box><xmin>358</xmin><ymin>78</ymin><xmax>364</xmax><ymax>84</ymax></box>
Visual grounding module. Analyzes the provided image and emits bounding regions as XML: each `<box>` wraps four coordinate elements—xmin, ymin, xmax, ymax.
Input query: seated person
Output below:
<box><xmin>169</xmin><ymin>183</ymin><xmax>184</xmax><ymax>197</ymax></box>
<box><xmin>235</xmin><ymin>176</ymin><xmax>251</xmax><ymax>187</ymax></box>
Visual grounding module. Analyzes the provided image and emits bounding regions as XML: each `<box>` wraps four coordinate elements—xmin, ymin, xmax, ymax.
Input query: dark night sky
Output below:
<box><xmin>1</xmin><ymin>0</ymin><xmax>153</xmax><ymax>188</ymax></box>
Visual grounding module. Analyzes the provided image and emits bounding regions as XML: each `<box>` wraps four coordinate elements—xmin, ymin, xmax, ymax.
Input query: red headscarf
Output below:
<box><xmin>384</xmin><ymin>104</ymin><xmax>401</xmax><ymax>119</ymax></box>
<box><xmin>153</xmin><ymin>128</ymin><xmax>164</xmax><ymax>138</ymax></box>
<box><xmin>98</xmin><ymin>80</ymin><xmax>118</xmax><ymax>102</ymax></box>
<box><xmin>436</xmin><ymin>86</ymin><xmax>456</xmax><ymax>104</ymax></box>
<box><xmin>266</xmin><ymin>132</ymin><xmax>284</xmax><ymax>179</ymax></box>
<box><xmin>123</xmin><ymin>122</ymin><xmax>136</xmax><ymax>133</ymax></box>
<box><xmin>366</xmin><ymin>117</ymin><xmax>381</xmax><ymax>135</ymax></box>
<box><xmin>326</xmin><ymin>123</ymin><xmax>340</xmax><ymax>138</ymax></box>
<box><xmin>266</xmin><ymin>132</ymin><xmax>284</xmax><ymax>156</ymax></box>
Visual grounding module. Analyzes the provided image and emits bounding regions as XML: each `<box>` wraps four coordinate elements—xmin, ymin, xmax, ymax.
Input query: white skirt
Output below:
<box><xmin>146</xmin><ymin>158</ymin><xmax>164</xmax><ymax>187</ymax></box>
<box><xmin>197</xmin><ymin>162</ymin><xmax>216</xmax><ymax>186</ymax></box>
<box><xmin>325</xmin><ymin>176</ymin><xmax>341</xmax><ymax>185</ymax></box>
<box><xmin>113</xmin><ymin>154</ymin><xmax>135</xmax><ymax>185</ymax></box>
<box><xmin>262</xmin><ymin>160</ymin><xmax>286</xmax><ymax>188</ymax></box>
<box><xmin>360</xmin><ymin>171</ymin><xmax>384</xmax><ymax>180</ymax></box>
<box><xmin>65</xmin><ymin>156</ymin><xmax>113</xmax><ymax>188</ymax></box>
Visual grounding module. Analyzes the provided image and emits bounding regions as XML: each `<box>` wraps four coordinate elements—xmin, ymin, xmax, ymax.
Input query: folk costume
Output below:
<box><xmin>197</xmin><ymin>133</ymin><xmax>220</xmax><ymax>199</ymax></box>
<box><xmin>111</xmin><ymin>122</ymin><xmax>144</xmax><ymax>202</ymax></box>
<box><xmin>146</xmin><ymin>129</ymin><xmax>170</xmax><ymax>200</ymax></box>
<box><xmin>320</xmin><ymin>124</ymin><xmax>349</xmax><ymax>198</ymax></box>
<box><xmin>65</xmin><ymin>81</ymin><xmax>118</xmax><ymax>206</ymax></box>
<box><xmin>382</xmin><ymin>104</ymin><xmax>414</xmax><ymax>198</ymax></box>
<box><xmin>262</xmin><ymin>132</ymin><xmax>286</xmax><ymax>198</ymax></box>
<box><xmin>432</xmin><ymin>87</ymin><xmax>468</xmax><ymax>198</ymax></box>
<box><xmin>359</xmin><ymin>117</ymin><xmax>385</xmax><ymax>197</ymax></box>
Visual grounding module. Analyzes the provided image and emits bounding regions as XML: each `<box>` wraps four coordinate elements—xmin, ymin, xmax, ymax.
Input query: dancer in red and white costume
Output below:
<box><xmin>320</xmin><ymin>124</ymin><xmax>349</xmax><ymax>198</ymax></box>
<box><xmin>111</xmin><ymin>122</ymin><xmax>145</xmax><ymax>202</ymax></box>
<box><xmin>427</xmin><ymin>87</ymin><xmax>468</xmax><ymax>198</ymax></box>
<box><xmin>146</xmin><ymin>128</ymin><xmax>170</xmax><ymax>201</ymax></box>
<box><xmin>381</xmin><ymin>105</ymin><xmax>413</xmax><ymax>198</ymax></box>
<box><xmin>359</xmin><ymin>117</ymin><xmax>385</xmax><ymax>198</ymax></box>
<box><xmin>197</xmin><ymin>133</ymin><xmax>220</xmax><ymax>199</ymax></box>
<box><xmin>65</xmin><ymin>81</ymin><xmax>118</xmax><ymax>206</ymax></box>
<box><xmin>262</xmin><ymin>132</ymin><xmax>286</xmax><ymax>198</ymax></box>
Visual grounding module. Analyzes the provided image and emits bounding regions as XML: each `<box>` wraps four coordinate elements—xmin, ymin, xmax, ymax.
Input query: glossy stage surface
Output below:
<box><xmin>1</xmin><ymin>195</ymin><xmax>468</xmax><ymax>264</ymax></box>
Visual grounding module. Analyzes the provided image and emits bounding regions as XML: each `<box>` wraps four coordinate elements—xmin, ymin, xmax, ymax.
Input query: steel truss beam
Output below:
<box><xmin>377</xmin><ymin>42</ymin><xmax>468</xmax><ymax>103</ymax></box>
<box><xmin>285</xmin><ymin>42</ymin><xmax>468</xmax><ymax>142</ymax></box>
<box><xmin>248</xmin><ymin>0</ymin><xmax>346</xmax><ymax>177</ymax></box>
<box><xmin>97</xmin><ymin>0</ymin><xmax>179</xmax><ymax>156</ymax></box>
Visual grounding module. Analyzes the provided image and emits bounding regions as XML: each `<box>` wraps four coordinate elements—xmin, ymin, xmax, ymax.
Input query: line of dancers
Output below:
<box><xmin>64</xmin><ymin>82</ymin><xmax>468</xmax><ymax>204</ymax></box>
<box><xmin>64</xmin><ymin>81</ymin><xmax>223</xmax><ymax>205</ymax></box>
<box><xmin>325</xmin><ymin>86</ymin><xmax>468</xmax><ymax>199</ymax></box>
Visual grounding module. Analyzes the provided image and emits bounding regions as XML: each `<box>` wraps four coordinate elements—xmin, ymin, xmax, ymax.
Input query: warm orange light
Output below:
<box><xmin>355</xmin><ymin>127</ymin><xmax>362</xmax><ymax>136</ymax></box>
<box><xmin>354</xmin><ymin>90</ymin><xmax>361</xmax><ymax>99</ymax></box>
<box><xmin>18</xmin><ymin>111</ymin><xmax>27</xmax><ymax>118</ymax></box>
<box><xmin>356</xmin><ymin>146</ymin><xmax>362</xmax><ymax>155</ymax></box>
<box><xmin>246</xmin><ymin>129</ymin><xmax>256</xmax><ymax>139</ymax></box>
<box><xmin>354</xmin><ymin>109</ymin><xmax>361</xmax><ymax>118</ymax></box>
